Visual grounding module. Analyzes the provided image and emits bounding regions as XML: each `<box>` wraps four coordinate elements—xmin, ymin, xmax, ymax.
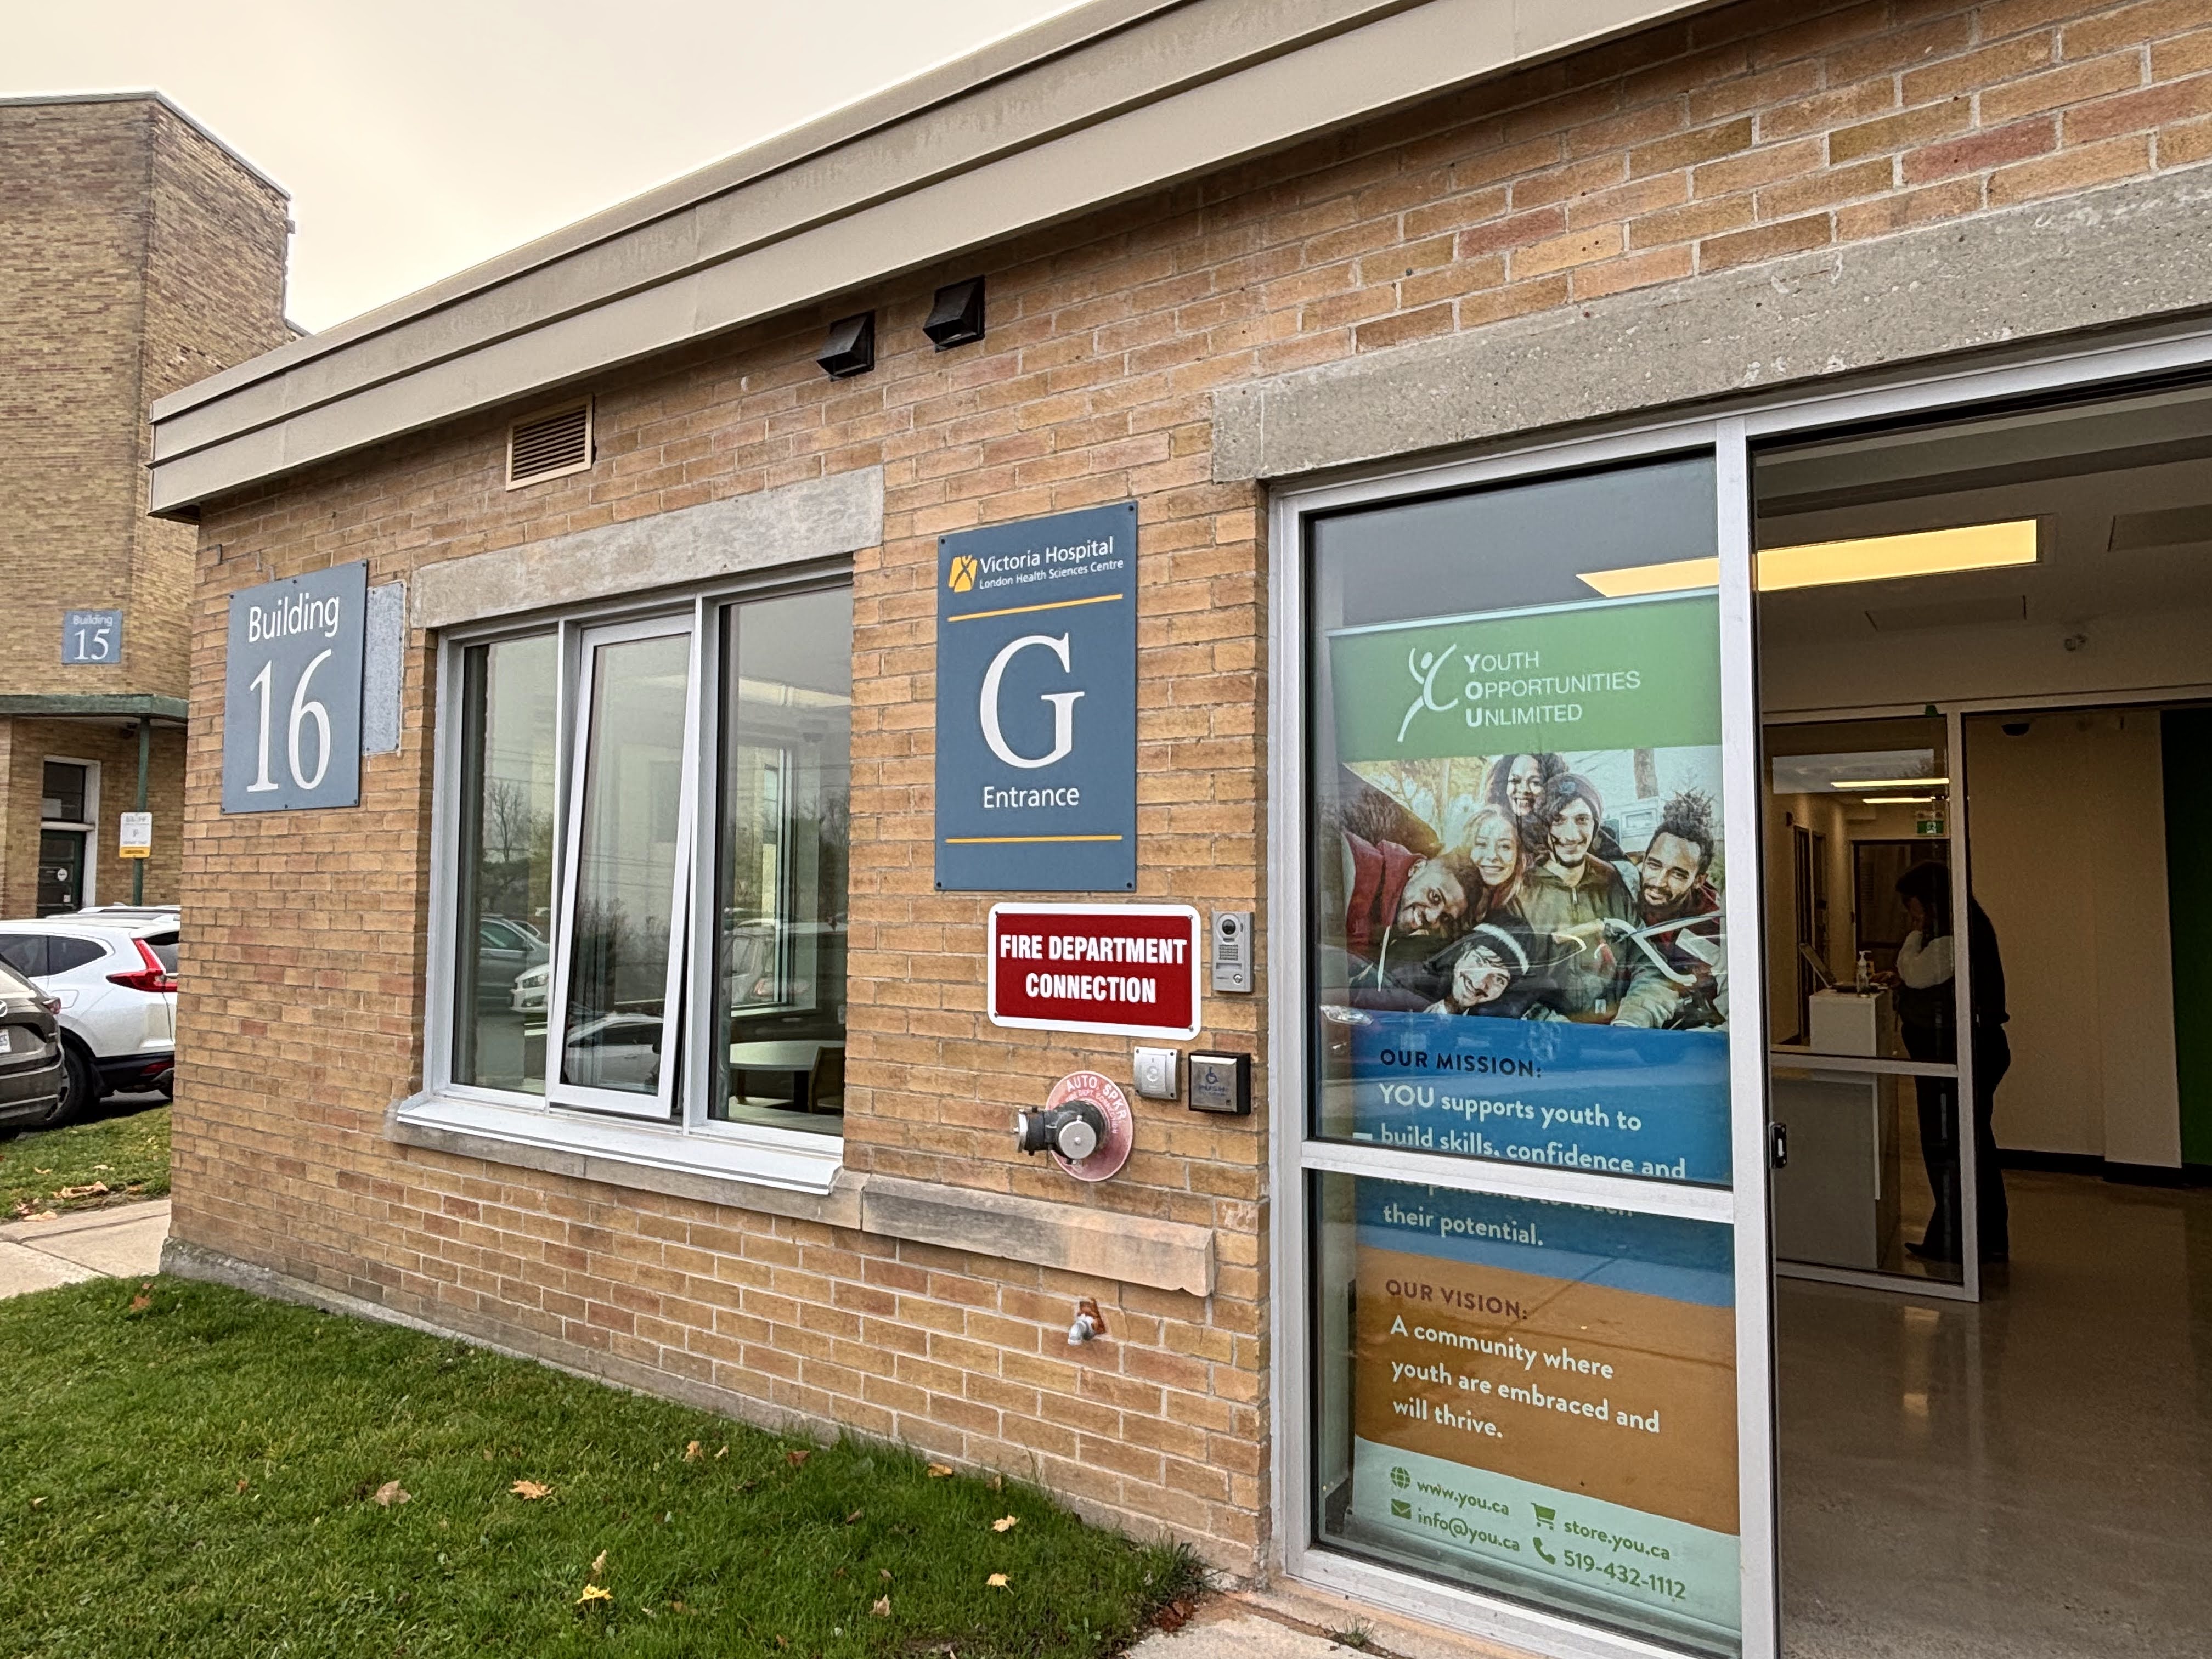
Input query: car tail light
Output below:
<box><xmin>108</xmin><ymin>938</ymin><xmax>177</xmax><ymax>994</ymax></box>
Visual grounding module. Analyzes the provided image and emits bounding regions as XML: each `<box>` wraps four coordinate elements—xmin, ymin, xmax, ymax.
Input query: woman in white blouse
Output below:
<box><xmin>1887</xmin><ymin>862</ymin><xmax>2011</xmax><ymax>1265</ymax></box>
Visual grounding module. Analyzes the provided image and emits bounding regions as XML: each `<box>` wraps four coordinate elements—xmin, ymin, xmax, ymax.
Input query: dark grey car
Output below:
<box><xmin>0</xmin><ymin>957</ymin><xmax>65</xmax><ymax>1133</ymax></box>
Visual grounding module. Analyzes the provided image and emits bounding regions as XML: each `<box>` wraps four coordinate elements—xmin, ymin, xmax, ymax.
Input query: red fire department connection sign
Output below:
<box><xmin>988</xmin><ymin>903</ymin><xmax>1202</xmax><ymax>1039</ymax></box>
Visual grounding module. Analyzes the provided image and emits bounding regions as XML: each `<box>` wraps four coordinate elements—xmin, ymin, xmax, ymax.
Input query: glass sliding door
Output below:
<box><xmin>1276</xmin><ymin>433</ymin><xmax>1778</xmax><ymax>1659</ymax></box>
<box><xmin>546</xmin><ymin>615</ymin><xmax>698</xmax><ymax>1119</ymax></box>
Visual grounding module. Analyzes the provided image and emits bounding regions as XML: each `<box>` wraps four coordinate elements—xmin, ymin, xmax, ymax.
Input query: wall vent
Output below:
<box><xmin>506</xmin><ymin>400</ymin><xmax>593</xmax><ymax>488</ymax></box>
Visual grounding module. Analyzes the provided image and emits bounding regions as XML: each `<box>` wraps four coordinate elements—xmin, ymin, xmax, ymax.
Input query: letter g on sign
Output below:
<box><xmin>979</xmin><ymin>633</ymin><xmax>1084</xmax><ymax>770</ymax></box>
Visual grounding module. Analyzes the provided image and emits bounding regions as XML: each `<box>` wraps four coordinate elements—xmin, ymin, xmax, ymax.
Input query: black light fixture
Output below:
<box><xmin>923</xmin><ymin>277</ymin><xmax>986</xmax><ymax>350</ymax></box>
<box><xmin>817</xmin><ymin>311</ymin><xmax>875</xmax><ymax>379</ymax></box>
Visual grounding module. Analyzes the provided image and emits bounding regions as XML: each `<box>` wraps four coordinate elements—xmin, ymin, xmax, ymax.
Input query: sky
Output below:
<box><xmin>8</xmin><ymin>0</ymin><xmax>1086</xmax><ymax>333</ymax></box>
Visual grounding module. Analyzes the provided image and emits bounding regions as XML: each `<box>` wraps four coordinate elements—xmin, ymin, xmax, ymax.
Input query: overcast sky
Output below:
<box><xmin>8</xmin><ymin>0</ymin><xmax>1084</xmax><ymax>333</ymax></box>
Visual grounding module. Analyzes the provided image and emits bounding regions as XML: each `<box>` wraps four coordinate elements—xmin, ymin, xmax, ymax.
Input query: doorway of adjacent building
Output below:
<box><xmin>37</xmin><ymin>759</ymin><xmax>97</xmax><ymax>916</ymax></box>
<box><xmin>1752</xmin><ymin>382</ymin><xmax>2212</xmax><ymax>1658</ymax></box>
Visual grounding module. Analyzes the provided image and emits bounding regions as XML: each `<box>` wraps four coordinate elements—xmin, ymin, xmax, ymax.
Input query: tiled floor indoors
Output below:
<box><xmin>1778</xmin><ymin>1169</ymin><xmax>2211</xmax><ymax>1658</ymax></box>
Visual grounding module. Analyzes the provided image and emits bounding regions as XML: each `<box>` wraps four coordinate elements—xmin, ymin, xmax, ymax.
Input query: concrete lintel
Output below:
<box><xmin>410</xmin><ymin>467</ymin><xmax>883</xmax><ymax>631</ymax></box>
<box><xmin>1214</xmin><ymin>163</ymin><xmax>2212</xmax><ymax>483</ymax></box>
<box><xmin>859</xmin><ymin>1173</ymin><xmax>1216</xmax><ymax>1297</ymax></box>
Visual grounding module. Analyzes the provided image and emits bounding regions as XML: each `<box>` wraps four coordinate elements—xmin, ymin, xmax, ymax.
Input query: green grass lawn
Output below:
<box><xmin>1</xmin><ymin>1102</ymin><xmax>170</xmax><ymax>1218</ymax></box>
<box><xmin>0</xmin><ymin>1278</ymin><xmax>1201</xmax><ymax>1658</ymax></box>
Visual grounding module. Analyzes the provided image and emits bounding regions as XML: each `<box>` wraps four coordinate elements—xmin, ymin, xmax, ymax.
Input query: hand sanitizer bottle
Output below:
<box><xmin>1855</xmin><ymin>951</ymin><xmax>1873</xmax><ymax>994</ymax></box>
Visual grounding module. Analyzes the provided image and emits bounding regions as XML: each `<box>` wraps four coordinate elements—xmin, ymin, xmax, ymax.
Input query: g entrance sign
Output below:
<box><xmin>222</xmin><ymin>562</ymin><xmax>368</xmax><ymax>813</ymax></box>
<box><xmin>935</xmin><ymin>502</ymin><xmax>1137</xmax><ymax>891</ymax></box>
<box><xmin>988</xmin><ymin>903</ymin><xmax>1201</xmax><ymax>1039</ymax></box>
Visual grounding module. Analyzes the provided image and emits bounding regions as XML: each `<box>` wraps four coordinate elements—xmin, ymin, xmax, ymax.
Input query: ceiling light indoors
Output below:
<box><xmin>1862</xmin><ymin>794</ymin><xmax>1937</xmax><ymax>804</ymax></box>
<box><xmin>1578</xmin><ymin>518</ymin><xmax>2039</xmax><ymax>599</ymax></box>
<box><xmin>1829</xmin><ymin>776</ymin><xmax>1950</xmax><ymax>789</ymax></box>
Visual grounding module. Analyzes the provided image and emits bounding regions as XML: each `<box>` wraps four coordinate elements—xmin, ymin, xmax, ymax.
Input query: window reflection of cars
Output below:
<box><xmin>475</xmin><ymin>917</ymin><xmax>548</xmax><ymax>1009</ymax></box>
<box><xmin>510</xmin><ymin>960</ymin><xmax>549</xmax><ymax>1014</ymax></box>
<box><xmin>562</xmin><ymin>1012</ymin><xmax>662</xmax><ymax>1090</ymax></box>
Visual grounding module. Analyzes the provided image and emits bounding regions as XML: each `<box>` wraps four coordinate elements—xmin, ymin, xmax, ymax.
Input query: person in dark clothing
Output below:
<box><xmin>1423</xmin><ymin>919</ymin><xmax>1571</xmax><ymax>1020</ymax></box>
<box><xmin>1888</xmin><ymin>861</ymin><xmax>2011</xmax><ymax>1264</ymax></box>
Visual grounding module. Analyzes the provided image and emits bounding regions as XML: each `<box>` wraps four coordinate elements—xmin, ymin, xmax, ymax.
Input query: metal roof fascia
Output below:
<box><xmin>147</xmin><ymin>0</ymin><xmax>1717</xmax><ymax>517</ymax></box>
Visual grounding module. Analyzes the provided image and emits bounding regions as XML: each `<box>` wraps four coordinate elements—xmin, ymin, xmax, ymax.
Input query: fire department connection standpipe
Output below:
<box><xmin>1015</xmin><ymin>1071</ymin><xmax>1134</xmax><ymax>1345</ymax></box>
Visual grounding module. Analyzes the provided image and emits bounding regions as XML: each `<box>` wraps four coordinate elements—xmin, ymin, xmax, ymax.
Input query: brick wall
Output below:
<box><xmin>0</xmin><ymin>718</ymin><xmax>186</xmax><ymax>916</ymax></box>
<box><xmin>173</xmin><ymin>0</ymin><xmax>2212</xmax><ymax>1574</ymax></box>
<box><xmin>0</xmin><ymin>95</ymin><xmax>285</xmax><ymax>922</ymax></box>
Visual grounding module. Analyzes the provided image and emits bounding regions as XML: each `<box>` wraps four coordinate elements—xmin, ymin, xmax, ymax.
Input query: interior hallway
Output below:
<box><xmin>1778</xmin><ymin>1170</ymin><xmax>2212</xmax><ymax>1658</ymax></box>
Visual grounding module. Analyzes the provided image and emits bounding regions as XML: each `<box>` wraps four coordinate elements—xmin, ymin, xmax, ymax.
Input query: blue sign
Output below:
<box><xmin>935</xmin><ymin>503</ymin><xmax>1137</xmax><ymax>891</ymax></box>
<box><xmin>61</xmin><ymin>610</ymin><xmax>123</xmax><ymax>664</ymax></box>
<box><xmin>221</xmin><ymin>562</ymin><xmax>368</xmax><ymax>814</ymax></box>
<box><xmin>1341</xmin><ymin>1012</ymin><xmax>1733</xmax><ymax>1186</ymax></box>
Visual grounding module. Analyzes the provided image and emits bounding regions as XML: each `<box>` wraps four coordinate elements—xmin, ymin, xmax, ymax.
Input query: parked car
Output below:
<box><xmin>0</xmin><ymin>957</ymin><xmax>66</xmax><ymax>1134</ymax></box>
<box><xmin>0</xmin><ymin>906</ymin><xmax>178</xmax><ymax>1120</ymax></box>
<box><xmin>510</xmin><ymin>959</ymin><xmax>550</xmax><ymax>1015</ymax></box>
<box><xmin>474</xmin><ymin>916</ymin><xmax>548</xmax><ymax>1009</ymax></box>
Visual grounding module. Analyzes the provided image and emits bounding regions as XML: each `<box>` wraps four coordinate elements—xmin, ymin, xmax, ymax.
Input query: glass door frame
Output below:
<box><xmin>1269</xmin><ymin>415</ymin><xmax>1781</xmax><ymax>1659</ymax></box>
<box><xmin>1268</xmin><ymin>318</ymin><xmax>2212</xmax><ymax>1659</ymax></box>
<box><xmin>1763</xmin><ymin>706</ymin><xmax>1982</xmax><ymax>1305</ymax></box>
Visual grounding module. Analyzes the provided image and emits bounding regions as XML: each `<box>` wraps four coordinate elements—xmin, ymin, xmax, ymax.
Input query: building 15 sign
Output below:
<box><xmin>221</xmin><ymin>562</ymin><xmax>368</xmax><ymax>813</ymax></box>
<box><xmin>935</xmin><ymin>502</ymin><xmax>1137</xmax><ymax>891</ymax></box>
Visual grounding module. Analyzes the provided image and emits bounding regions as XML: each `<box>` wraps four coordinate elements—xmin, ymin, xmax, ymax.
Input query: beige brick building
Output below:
<box><xmin>148</xmin><ymin>4</ymin><xmax>2212</xmax><ymax>1656</ymax></box>
<box><xmin>0</xmin><ymin>92</ymin><xmax>290</xmax><ymax>917</ymax></box>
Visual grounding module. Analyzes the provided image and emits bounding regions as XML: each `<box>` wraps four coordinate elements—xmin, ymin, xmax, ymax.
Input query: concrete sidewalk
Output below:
<box><xmin>0</xmin><ymin>1199</ymin><xmax>170</xmax><ymax>1297</ymax></box>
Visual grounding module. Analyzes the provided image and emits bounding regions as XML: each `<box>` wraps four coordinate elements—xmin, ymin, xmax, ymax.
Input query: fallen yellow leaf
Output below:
<box><xmin>372</xmin><ymin>1480</ymin><xmax>409</xmax><ymax>1507</ymax></box>
<box><xmin>986</xmin><ymin>1573</ymin><xmax>1009</xmax><ymax>1589</ymax></box>
<box><xmin>715</xmin><ymin>1444</ymin><xmax>729</xmax><ymax>1459</ymax></box>
<box><xmin>683</xmin><ymin>1440</ymin><xmax>702</xmax><ymax>1462</ymax></box>
<box><xmin>926</xmin><ymin>1463</ymin><xmax>954</xmax><ymax>1478</ymax></box>
<box><xmin>577</xmin><ymin>1584</ymin><xmax>613</xmax><ymax>1606</ymax></box>
<box><xmin>590</xmin><ymin>1549</ymin><xmax>607</xmax><ymax>1577</ymax></box>
<box><xmin>785</xmin><ymin>1449</ymin><xmax>811</xmax><ymax>1468</ymax></box>
<box><xmin>991</xmin><ymin>1515</ymin><xmax>1019</xmax><ymax>1533</ymax></box>
<box><xmin>871</xmin><ymin>1595</ymin><xmax>891</xmax><ymax>1617</ymax></box>
<box><xmin>511</xmin><ymin>1480</ymin><xmax>552</xmax><ymax>1500</ymax></box>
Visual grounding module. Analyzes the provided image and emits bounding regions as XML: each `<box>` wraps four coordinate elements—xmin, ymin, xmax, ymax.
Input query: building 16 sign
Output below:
<box><xmin>221</xmin><ymin>562</ymin><xmax>368</xmax><ymax>813</ymax></box>
<box><xmin>989</xmin><ymin>903</ymin><xmax>1200</xmax><ymax>1039</ymax></box>
<box><xmin>935</xmin><ymin>502</ymin><xmax>1137</xmax><ymax>891</ymax></box>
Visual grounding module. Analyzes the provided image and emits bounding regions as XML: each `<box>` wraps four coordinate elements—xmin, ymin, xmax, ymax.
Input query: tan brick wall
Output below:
<box><xmin>173</xmin><ymin>0</ymin><xmax>2212</xmax><ymax>1574</ymax></box>
<box><xmin>0</xmin><ymin>95</ymin><xmax>286</xmax><ymax>921</ymax></box>
<box><xmin>0</xmin><ymin>718</ymin><xmax>185</xmax><ymax>917</ymax></box>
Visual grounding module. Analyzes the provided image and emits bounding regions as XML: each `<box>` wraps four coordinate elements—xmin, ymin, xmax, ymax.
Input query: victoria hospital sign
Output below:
<box><xmin>934</xmin><ymin>502</ymin><xmax>1137</xmax><ymax>891</ymax></box>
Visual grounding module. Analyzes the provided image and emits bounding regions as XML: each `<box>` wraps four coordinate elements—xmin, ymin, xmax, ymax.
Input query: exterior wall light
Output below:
<box><xmin>923</xmin><ymin>278</ymin><xmax>985</xmax><ymax>349</ymax></box>
<box><xmin>817</xmin><ymin>312</ymin><xmax>876</xmax><ymax>379</ymax></box>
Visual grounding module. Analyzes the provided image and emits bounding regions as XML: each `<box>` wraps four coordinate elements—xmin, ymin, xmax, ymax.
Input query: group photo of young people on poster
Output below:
<box><xmin>1319</xmin><ymin>746</ymin><xmax>1730</xmax><ymax>1034</ymax></box>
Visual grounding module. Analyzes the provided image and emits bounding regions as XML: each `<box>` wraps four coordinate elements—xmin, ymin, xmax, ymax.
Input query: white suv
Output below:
<box><xmin>0</xmin><ymin>906</ymin><xmax>178</xmax><ymax>1120</ymax></box>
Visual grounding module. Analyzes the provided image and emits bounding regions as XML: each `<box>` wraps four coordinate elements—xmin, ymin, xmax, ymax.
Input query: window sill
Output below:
<box><xmin>390</xmin><ymin>1091</ymin><xmax>857</xmax><ymax>1224</ymax></box>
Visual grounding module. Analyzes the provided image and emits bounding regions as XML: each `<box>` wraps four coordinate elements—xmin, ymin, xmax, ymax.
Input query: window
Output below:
<box><xmin>41</xmin><ymin>763</ymin><xmax>89</xmax><ymax>824</ymax></box>
<box><xmin>435</xmin><ymin>579</ymin><xmax>853</xmax><ymax>1181</ymax></box>
<box><xmin>0</xmin><ymin>936</ymin><xmax>47</xmax><ymax>979</ymax></box>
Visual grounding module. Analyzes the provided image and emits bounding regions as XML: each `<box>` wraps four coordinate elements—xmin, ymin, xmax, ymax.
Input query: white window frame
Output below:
<box><xmin>414</xmin><ymin>566</ymin><xmax>855</xmax><ymax>1194</ymax></box>
<box><xmin>543</xmin><ymin>611</ymin><xmax>699</xmax><ymax>1121</ymax></box>
<box><xmin>39</xmin><ymin>755</ymin><xmax>102</xmax><ymax>911</ymax></box>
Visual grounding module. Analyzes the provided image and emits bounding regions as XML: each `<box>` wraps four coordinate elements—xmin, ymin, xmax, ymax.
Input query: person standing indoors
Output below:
<box><xmin>1889</xmin><ymin>861</ymin><xmax>2011</xmax><ymax>1264</ymax></box>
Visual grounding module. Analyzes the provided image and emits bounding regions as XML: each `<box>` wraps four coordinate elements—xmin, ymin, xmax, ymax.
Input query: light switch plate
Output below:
<box><xmin>1188</xmin><ymin>1051</ymin><xmax>1252</xmax><ymax>1115</ymax></box>
<box><xmin>1131</xmin><ymin>1046</ymin><xmax>1179</xmax><ymax>1101</ymax></box>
